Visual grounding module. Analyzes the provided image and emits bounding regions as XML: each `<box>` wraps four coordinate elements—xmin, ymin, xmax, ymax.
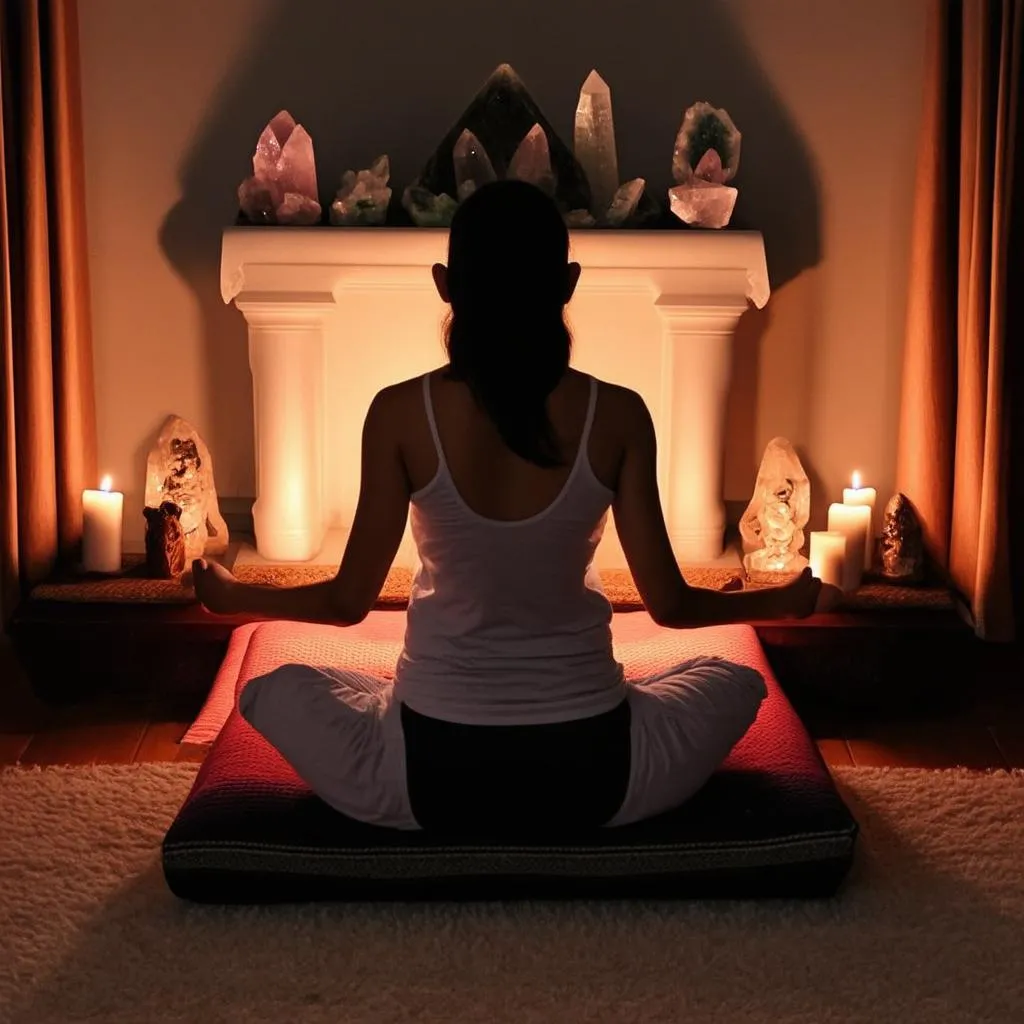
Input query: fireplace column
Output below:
<box><xmin>655</xmin><ymin>295</ymin><xmax>750</xmax><ymax>564</ymax></box>
<box><xmin>234</xmin><ymin>296</ymin><xmax>334</xmax><ymax>562</ymax></box>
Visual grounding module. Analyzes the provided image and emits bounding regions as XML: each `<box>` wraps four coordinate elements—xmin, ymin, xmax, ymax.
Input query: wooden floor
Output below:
<box><xmin>1</xmin><ymin>635</ymin><xmax>1021</xmax><ymax>771</ymax></box>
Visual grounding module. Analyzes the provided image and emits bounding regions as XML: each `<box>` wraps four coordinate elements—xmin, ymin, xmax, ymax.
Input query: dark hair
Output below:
<box><xmin>443</xmin><ymin>179</ymin><xmax>572</xmax><ymax>467</ymax></box>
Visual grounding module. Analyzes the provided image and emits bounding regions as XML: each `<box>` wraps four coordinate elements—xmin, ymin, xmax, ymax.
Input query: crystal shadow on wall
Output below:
<box><xmin>236</xmin><ymin>64</ymin><xmax>743</xmax><ymax>230</ymax></box>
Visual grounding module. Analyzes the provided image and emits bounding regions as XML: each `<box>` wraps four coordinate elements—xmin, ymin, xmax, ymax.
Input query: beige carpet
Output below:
<box><xmin>1</xmin><ymin>766</ymin><xmax>1021</xmax><ymax>1024</ymax></box>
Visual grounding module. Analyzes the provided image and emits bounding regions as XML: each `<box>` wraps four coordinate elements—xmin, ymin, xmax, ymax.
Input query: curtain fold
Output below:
<box><xmin>895</xmin><ymin>0</ymin><xmax>1020</xmax><ymax>641</ymax></box>
<box><xmin>0</xmin><ymin>0</ymin><xmax>96</xmax><ymax>623</ymax></box>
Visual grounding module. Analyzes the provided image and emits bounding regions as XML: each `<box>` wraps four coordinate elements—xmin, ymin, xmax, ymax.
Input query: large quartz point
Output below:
<box><xmin>145</xmin><ymin>416</ymin><xmax>229</xmax><ymax>561</ymax></box>
<box><xmin>417</xmin><ymin>64</ymin><xmax>591</xmax><ymax>213</ymax></box>
<box><xmin>669</xmin><ymin>102</ymin><xmax>741</xmax><ymax>229</ymax></box>
<box><xmin>881</xmin><ymin>493</ymin><xmax>925</xmax><ymax>582</ymax></box>
<box><xmin>740</xmin><ymin>437</ymin><xmax>810</xmax><ymax>574</ymax></box>
<box><xmin>453</xmin><ymin>130</ymin><xmax>498</xmax><ymax>201</ymax></box>
<box><xmin>330</xmin><ymin>155</ymin><xmax>393</xmax><ymax>226</ymax></box>
<box><xmin>238</xmin><ymin>110</ymin><xmax>321</xmax><ymax>226</ymax></box>
<box><xmin>574</xmin><ymin>70</ymin><xmax>619</xmax><ymax>217</ymax></box>
<box><xmin>508</xmin><ymin>123</ymin><xmax>556</xmax><ymax>196</ymax></box>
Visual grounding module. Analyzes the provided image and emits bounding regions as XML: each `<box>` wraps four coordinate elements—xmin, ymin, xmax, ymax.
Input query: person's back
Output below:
<box><xmin>393</xmin><ymin>367</ymin><xmax>625</xmax><ymax>725</ymax></box>
<box><xmin>194</xmin><ymin>179</ymin><xmax>820</xmax><ymax>835</ymax></box>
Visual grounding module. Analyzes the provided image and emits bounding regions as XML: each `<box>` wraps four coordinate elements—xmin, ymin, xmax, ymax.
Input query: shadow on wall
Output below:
<box><xmin>159</xmin><ymin>0</ymin><xmax>822</xmax><ymax>498</ymax></box>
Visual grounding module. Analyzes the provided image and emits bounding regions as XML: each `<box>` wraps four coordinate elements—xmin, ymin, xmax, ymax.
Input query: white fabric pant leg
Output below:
<box><xmin>239</xmin><ymin>663</ymin><xmax>420</xmax><ymax>831</ymax></box>
<box><xmin>606</xmin><ymin>656</ymin><xmax>768</xmax><ymax>828</ymax></box>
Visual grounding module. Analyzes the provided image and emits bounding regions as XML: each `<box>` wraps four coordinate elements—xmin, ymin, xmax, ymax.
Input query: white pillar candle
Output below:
<box><xmin>842</xmin><ymin>470</ymin><xmax>877</xmax><ymax>569</ymax></box>
<box><xmin>827</xmin><ymin>502</ymin><xmax>870</xmax><ymax>593</ymax></box>
<box><xmin>82</xmin><ymin>475</ymin><xmax>123</xmax><ymax>573</ymax></box>
<box><xmin>808</xmin><ymin>531</ymin><xmax>847</xmax><ymax>590</ymax></box>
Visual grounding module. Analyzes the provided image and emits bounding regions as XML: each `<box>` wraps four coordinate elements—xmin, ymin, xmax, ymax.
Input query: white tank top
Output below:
<box><xmin>392</xmin><ymin>372</ymin><xmax>627</xmax><ymax>726</ymax></box>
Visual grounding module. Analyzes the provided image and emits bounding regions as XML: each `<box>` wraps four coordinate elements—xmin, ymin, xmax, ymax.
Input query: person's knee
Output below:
<box><xmin>238</xmin><ymin>663</ymin><xmax>309</xmax><ymax>726</ymax></box>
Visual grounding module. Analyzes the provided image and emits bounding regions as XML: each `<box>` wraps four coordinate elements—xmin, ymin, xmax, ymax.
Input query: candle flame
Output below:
<box><xmin>851</xmin><ymin>470</ymin><xmax>861</xmax><ymax>490</ymax></box>
<box><xmin>100</xmin><ymin>475</ymin><xmax>113</xmax><ymax>492</ymax></box>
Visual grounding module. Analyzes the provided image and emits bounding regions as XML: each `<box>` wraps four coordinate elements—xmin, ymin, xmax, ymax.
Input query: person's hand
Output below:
<box><xmin>192</xmin><ymin>559</ymin><xmax>239</xmax><ymax>615</ymax></box>
<box><xmin>776</xmin><ymin>567</ymin><xmax>823</xmax><ymax>619</ymax></box>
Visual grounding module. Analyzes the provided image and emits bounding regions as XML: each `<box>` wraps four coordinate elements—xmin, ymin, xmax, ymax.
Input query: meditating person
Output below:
<box><xmin>193</xmin><ymin>179</ymin><xmax>821</xmax><ymax>834</ymax></box>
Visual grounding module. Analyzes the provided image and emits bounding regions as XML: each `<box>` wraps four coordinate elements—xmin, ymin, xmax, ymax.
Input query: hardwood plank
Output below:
<box><xmin>134</xmin><ymin>720</ymin><xmax>189</xmax><ymax>762</ymax></box>
<box><xmin>846</xmin><ymin>721</ymin><xmax>1007</xmax><ymax>769</ymax></box>
<box><xmin>19</xmin><ymin>719</ymin><xmax>148</xmax><ymax>766</ymax></box>
<box><xmin>0</xmin><ymin>733</ymin><xmax>32</xmax><ymax>765</ymax></box>
<box><xmin>816</xmin><ymin>738</ymin><xmax>853</xmax><ymax>767</ymax></box>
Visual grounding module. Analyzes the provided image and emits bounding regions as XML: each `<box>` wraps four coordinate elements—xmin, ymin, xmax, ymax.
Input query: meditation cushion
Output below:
<box><xmin>162</xmin><ymin>614</ymin><xmax>858</xmax><ymax>902</ymax></box>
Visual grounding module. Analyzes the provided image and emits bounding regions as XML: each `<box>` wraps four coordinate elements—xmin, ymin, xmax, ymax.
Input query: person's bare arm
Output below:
<box><xmin>611</xmin><ymin>390</ymin><xmax>819</xmax><ymax>627</ymax></box>
<box><xmin>194</xmin><ymin>387</ymin><xmax>410</xmax><ymax>623</ymax></box>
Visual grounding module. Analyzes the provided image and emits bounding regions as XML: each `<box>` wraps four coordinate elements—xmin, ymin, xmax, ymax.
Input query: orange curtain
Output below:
<box><xmin>0</xmin><ymin>0</ymin><xmax>96</xmax><ymax>623</ymax></box>
<box><xmin>896</xmin><ymin>0</ymin><xmax>1020</xmax><ymax>641</ymax></box>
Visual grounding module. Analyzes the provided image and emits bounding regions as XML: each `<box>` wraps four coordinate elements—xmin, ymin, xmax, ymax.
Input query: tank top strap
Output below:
<box><xmin>579</xmin><ymin>375</ymin><xmax>599</xmax><ymax>459</ymax></box>
<box><xmin>422</xmin><ymin>372</ymin><xmax>447</xmax><ymax>468</ymax></box>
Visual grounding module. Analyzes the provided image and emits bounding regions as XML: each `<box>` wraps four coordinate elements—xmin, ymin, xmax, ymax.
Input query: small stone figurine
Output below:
<box><xmin>144</xmin><ymin>501</ymin><xmax>187</xmax><ymax>579</ymax></box>
<box><xmin>880</xmin><ymin>493</ymin><xmax>925</xmax><ymax>583</ymax></box>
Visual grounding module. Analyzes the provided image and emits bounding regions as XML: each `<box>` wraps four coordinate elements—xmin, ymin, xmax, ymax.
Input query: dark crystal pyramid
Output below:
<box><xmin>418</xmin><ymin>64</ymin><xmax>592</xmax><ymax>213</ymax></box>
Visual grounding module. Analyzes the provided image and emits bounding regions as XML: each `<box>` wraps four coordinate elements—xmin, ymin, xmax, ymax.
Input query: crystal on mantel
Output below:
<box><xmin>418</xmin><ymin>64</ymin><xmax>591</xmax><ymax>213</ymax></box>
<box><xmin>402</xmin><ymin>184</ymin><xmax>459</xmax><ymax>227</ymax></box>
<box><xmin>508</xmin><ymin>123</ymin><xmax>555</xmax><ymax>196</ymax></box>
<box><xmin>330</xmin><ymin>155</ymin><xmax>393</xmax><ymax>226</ymax></box>
<box><xmin>668</xmin><ymin>101</ymin><xmax>742</xmax><ymax>229</ymax></box>
<box><xmin>238</xmin><ymin>110</ymin><xmax>321</xmax><ymax>225</ymax></box>
<box><xmin>606</xmin><ymin>177</ymin><xmax>645</xmax><ymax>226</ymax></box>
<box><xmin>453</xmin><ymin>129</ymin><xmax>498</xmax><ymax>201</ymax></box>
<box><xmin>144</xmin><ymin>416</ymin><xmax>229</xmax><ymax>562</ymax></box>
<box><xmin>574</xmin><ymin>69</ymin><xmax>619</xmax><ymax>218</ymax></box>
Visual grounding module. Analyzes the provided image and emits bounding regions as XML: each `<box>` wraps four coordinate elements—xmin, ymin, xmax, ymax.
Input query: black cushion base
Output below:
<box><xmin>162</xmin><ymin>622</ymin><xmax>858</xmax><ymax>903</ymax></box>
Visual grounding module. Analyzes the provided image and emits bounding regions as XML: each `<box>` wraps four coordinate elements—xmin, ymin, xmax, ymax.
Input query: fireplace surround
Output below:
<box><xmin>220</xmin><ymin>227</ymin><xmax>769</xmax><ymax>569</ymax></box>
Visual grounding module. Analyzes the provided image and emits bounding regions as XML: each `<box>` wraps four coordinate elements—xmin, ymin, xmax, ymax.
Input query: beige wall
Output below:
<box><xmin>79</xmin><ymin>0</ymin><xmax>927</xmax><ymax>549</ymax></box>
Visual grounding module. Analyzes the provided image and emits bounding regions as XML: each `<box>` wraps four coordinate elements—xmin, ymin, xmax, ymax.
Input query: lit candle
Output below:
<box><xmin>827</xmin><ymin>502</ymin><xmax>870</xmax><ymax>593</ymax></box>
<box><xmin>82</xmin><ymin>475</ymin><xmax>123</xmax><ymax>574</ymax></box>
<box><xmin>842</xmin><ymin>470</ymin><xmax>877</xmax><ymax>569</ymax></box>
<box><xmin>808</xmin><ymin>531</ymin><xmax>847</xmax><ymax>590</ymax></box>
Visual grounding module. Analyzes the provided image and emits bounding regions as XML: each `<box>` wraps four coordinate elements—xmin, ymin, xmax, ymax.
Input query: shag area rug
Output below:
<box><xmin>1</xmin><ymin>765</ymin><xmax>1021</xmax><ymax>1024</ymax></box>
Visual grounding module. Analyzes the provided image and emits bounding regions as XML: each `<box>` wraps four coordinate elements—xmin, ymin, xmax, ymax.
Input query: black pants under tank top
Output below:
<box><xmin>401</xmin><ymin>699</ymin><xmax>632</xmax><ymax>836</ymax></box>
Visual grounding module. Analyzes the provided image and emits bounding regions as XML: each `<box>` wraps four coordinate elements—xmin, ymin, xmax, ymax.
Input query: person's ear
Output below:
<box><xmin>432</xmin><ymin>263</ymin><xmax>450</xmax><ymax>303</ymax></box>
<box><xmin>566</xmin><ymin>262</ymin><xmax>582</xmax><ymax>303</ymax></box>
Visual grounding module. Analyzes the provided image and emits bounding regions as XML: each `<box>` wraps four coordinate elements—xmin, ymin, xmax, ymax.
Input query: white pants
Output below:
<box><xmin>240</xmin><ymin>656</ymin><xmax>766</xmax><ymax>831</ymax></box>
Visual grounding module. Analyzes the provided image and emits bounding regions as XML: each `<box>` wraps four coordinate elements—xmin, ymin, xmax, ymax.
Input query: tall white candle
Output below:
<box><xmin>82</xmin><ymin>475</ymin><xmax>123</xmax><ymax>573</ymax></box>
<box><xmin>827</xmin><ymin>502</ymin><xmax>870</xmax><ymax>593</ymax></box>
<box><xmin>842</xmin><ymin>470</ymin><xmax>877</xmax><ymax>569</ymax></box>
<box><xmin>808</xmin><ymin>531</ymin><xmax>847</xmax><ymax>590</ymax></box>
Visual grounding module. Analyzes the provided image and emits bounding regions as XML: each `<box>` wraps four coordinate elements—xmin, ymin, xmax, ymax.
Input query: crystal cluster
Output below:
<box><xmin>238</xmin><ymin>111</ymin><xmax>321</xmax><ymax>225</ymax></box>
<box><xmin>570</xmin><ymin>70</ymin><xmax>648</xmax><ymax>227</ymax></box>
<box><xmin>668</xmin><ymin>101</ymin><xmax>741</xmax><ymax>229</ymax></box>
<box><xmin>740</xmin><ymin>437</ymin><xmax>810</xmax><ymax>574</ymax></box>
<box><xmin>145</xmin><ymin>416</ymin><xmax>229</xmax><ymax>562</ymax></box>
<box><xmin>404</xmin><ymin>64</ymin><xmax>592</xmax><ymax>226</ymax></box>
<box><xmin>330</xmin><ymin>155</ymin><xmax>392</xmax><ymax>226</ymax></box>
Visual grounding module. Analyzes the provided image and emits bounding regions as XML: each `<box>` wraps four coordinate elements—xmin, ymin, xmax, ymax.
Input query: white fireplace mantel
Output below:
<box><xmin>221</xmin><ymin>227</ymin><xmax>769</xmax><ymax>568</ymax></box>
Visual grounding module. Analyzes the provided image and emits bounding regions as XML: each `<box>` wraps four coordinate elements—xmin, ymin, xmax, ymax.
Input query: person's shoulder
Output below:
<box><xmin>591</xmin><ymin>377</ymin><xmax>651</xmax><ymax>428</ymax></box>
<box><xmin>370</xmin><ymin>371</ymin><xmax>442</xmax><ymax>414</ymax></box>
